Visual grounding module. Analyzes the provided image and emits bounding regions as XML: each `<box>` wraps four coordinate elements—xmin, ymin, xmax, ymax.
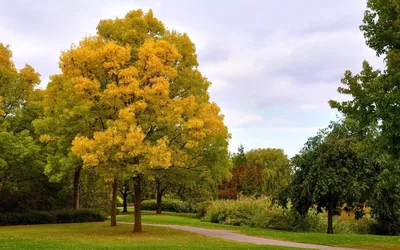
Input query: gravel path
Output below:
<box><xmin>119</xmin><ymin>222</ymin><xmax>361</xmax><ymax>250</ymax></box>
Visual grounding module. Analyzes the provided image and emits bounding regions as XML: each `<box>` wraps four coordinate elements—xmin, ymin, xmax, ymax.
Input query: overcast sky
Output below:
<box><xmin>1</xmin><ymin>0</ymin><xmax>385</xmax><ymax>157</ymax></box>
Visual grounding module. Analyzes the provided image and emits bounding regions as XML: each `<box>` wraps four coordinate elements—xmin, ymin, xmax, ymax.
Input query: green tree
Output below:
<box><xmin>330</xmin><ymin>0</ymin><xmax>400</xmax><ymax>234</ymax></box>
<box><xmin>246</xmin><ymin>148</ymin><xmax>291</xmax><ymax>197</ymax></box>
<box><xmin>0</xmin><ymin>131</ymin><xmax>65</xmax><ymax>212</ymax></box>
<box><xmin>233</xmin><ymin>145</ymin><xmax>247</xmax><ymax>166</ymax></box>
<box><xmin>0</xmin><ymin>44</ymin><xmax>68</xmax><ymax>212</ymax></box>
<box><xmin>219</xmin><ymin>146</ymin><xmax>290</xmax><ymax>199</ymax></box>
<box><xmin>33</xmin><ymin>74</ymin><xmax>97</xmax><ymax>210</ymax></box>
<box><xmin>361</xmin><ymin>0</ymin><xmax>400</xmax><ymax>56</ymax></box>
<box><xmin>330</xmin><ymin>61</ymin><xmax>400</xmax><ymax>234</ymax></box>
<box><xmin>290</xmin><ymin>123</ymin><xmax>365</xmax><ymax>234</ymax></box>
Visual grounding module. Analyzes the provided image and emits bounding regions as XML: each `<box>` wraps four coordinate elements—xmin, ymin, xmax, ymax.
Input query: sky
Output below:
<box><xmin>0</xmin><ymin>0</ymin><xmax>385</xmax><ymax>157</ymax></box>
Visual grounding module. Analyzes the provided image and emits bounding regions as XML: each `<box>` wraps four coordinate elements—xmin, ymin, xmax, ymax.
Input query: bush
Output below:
<box><xmin>369</xmin><ymin>220</ymin><xmax>400</xmax><ymax>235</ymax></box>
<box><xmin>201</xmin><ymin>198</ymin><xmax>375</xmax><ymax>234</ymax></box>
<box><xmin>141</xmin><ymin>199</ymin><xmax>197</xmax><ymax>213</ymax></box>
<box><xmin>54</xmin><ymin>209</ymin><xmax>107</xmax><ymax>223</ymax></box>
<box><xmin>196</xmin><ymin>201</ymin><xmax>214</xmax><ymax>217</ymax></box>
<box><xmin>201</xmin><ymin>197</ymin><xmax>291</xmax><ymax>229</ymax></box>
<box><xmin>0</xmin><ymin>211</ymin><xmax>54</xmax><ymax>226</ymax></box>
<box><xmin>0</xmin><ymin>209</ymin><xmax>106</xmax><ymax>226</ymax></box>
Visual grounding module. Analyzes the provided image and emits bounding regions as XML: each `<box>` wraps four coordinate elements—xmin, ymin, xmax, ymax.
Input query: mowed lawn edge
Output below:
<box><xmin>0</xmin><ymin>221</ymin><xmax>303</xmax><ymax>250</ymax></box>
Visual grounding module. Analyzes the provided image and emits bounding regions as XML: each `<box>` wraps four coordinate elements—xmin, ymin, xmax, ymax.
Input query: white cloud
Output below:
<box><xmin>238</xmin><ymin>114</ymin><xmax>264</xmax><ymax>127</ymax></box>
<box><xmin>266</xmin><ymin>117</ymin><xmax>291</xmax><ymax>126</ymax></box>
<box><xmin>204</xmin><ymin>28</ymin><xmax>381</xmax><ymax>114</ymax></box>
<box><xmin>298</xmin><ymin>104</ymin><xmax>320</xmax><ymax>110</ymax></box>
<box><xmin>224</xmin><ymin>109</ymin><xmax>291</xmax><ymax>129</ymax></box>
<box><xmin>202</xmin><ymin>53</ymin><xmax>265</xmax><ymax>78</ymax></box>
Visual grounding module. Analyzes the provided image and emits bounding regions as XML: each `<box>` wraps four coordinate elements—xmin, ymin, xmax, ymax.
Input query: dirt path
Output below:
<box><xmin>119</xmin><ymin>222</ymin><xmax>361</xmax><ymax>250</ymax></box>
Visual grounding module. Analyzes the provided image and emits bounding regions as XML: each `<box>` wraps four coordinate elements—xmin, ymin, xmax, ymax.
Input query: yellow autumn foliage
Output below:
<box><xmin>20</xmin><ymin>9</ymin><xmax>226</xmax><ymax>184</ymax></box>
<box><xmin>68</xmin><ymin>36</ymin><xmax>227</xmax><ymax>179</ymax></box>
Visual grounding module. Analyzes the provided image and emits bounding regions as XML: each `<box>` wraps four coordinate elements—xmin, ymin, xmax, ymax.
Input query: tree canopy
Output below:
<box><xmin>361</xmin><ymin>0</ymin><xmax>400</xmax><ymax>56</ymax></box>
<box><xmin>219</xmin><ymin>146</ymin><xmax>290</xmax><ymax>199</ymax></box>
<box><xmin>289</xmin><ymin>122</ymin><xmax>367</xmax><ymax>234</ymax></box>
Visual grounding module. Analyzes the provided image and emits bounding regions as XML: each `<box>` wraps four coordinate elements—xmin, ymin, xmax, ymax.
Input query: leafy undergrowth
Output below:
<box><xmin>118</xmin><ymin>210</ymin><xmax>400</xmax><ymax>250</ymax></box>
<box><xmin>200</xmin><ymin>198</ymin><xmax>373</xmax><ymax>234</ymax></box>
<box><xmin>0</xmin><ymin>222</ymin><xmax>299</xmax><ymax>250</ymax></box>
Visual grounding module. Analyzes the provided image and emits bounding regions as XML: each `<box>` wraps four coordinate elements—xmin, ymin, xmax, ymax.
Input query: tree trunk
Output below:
<box><xmin>156</xmin><ymin>191</ymin><xmax>162</xmax><ymax>214</ymax></box>
<box><xmin>123</xmin><ymin>192</ymin><xmax>128</xmax><ymax>213</ymax></box>
<box><xmin>111</xmin><ymin>179</ymin><xmax>118</xmax><ymax>227</ymax></box>
<box><xmin>72</xmin><ymin>167</ymin><xmax>81</xmax><ymax>210</ymax></box>
<box><xmin>133</xmin><ymin>175</ymin><xmax>142</xmax><ymax>233</ymax></box>
<box><xmin>155</xmin><ymin>178</ymin><xmax>162</xmax><ymax>214</ymax></box>
<box><xmin>327</xmin><ymin>202</ymin><xmax>334</xmax><ymax>234</ymax></box>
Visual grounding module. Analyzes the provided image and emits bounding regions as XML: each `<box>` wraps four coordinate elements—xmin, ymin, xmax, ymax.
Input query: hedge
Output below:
<box><xmin>141</xmin><ymin>199</ymin><xmax>197</xmax><ymax>213</ymax></box>
<box><xmin>0</xmin><ymin>208</ymin><xmax>107</xmax><ymax>226</ymax></box>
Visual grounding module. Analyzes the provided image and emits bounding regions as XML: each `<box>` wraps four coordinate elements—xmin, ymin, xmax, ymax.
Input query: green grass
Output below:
<box><xmin>0</xmin><ymin>222</ymin><xmax>299</xmax><ymax>250</ymax></box>
<box><xmin>117</xmin><ymin>207</ymin><xmax>134</xmax><ymax>213</ymax></box>
<box><xmin>118</xmin><ymin>209</ymin><xmax>400</xmax><ymax>250</ymax></box>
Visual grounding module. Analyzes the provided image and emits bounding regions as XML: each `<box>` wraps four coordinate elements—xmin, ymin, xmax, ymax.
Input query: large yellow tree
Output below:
<box><xmin>96</xmin><ymin>10</ymin><xmax>229</xmax><ymax>217</ymax></box>
<box><xmin>70</xmin><ymin>37</ymin><xmax>228</xmax><ymax>232</ymax></box>
<box><xmin>34</xmin><ymin>11</ymin><xmax>164</xmax><ymax>210</ymax></box>
<box><xmin>38</xmin><ymin>10</ymin><xmax>229</xmax><ymax>232</ymax></box>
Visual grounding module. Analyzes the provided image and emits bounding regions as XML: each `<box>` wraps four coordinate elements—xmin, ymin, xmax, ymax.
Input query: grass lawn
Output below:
<box><xmin>117</xmin><ymin>209</ymin><xmax>400</xmax><ymax>250</ymax></box>
<box><xmin>0</xmin><ymin>222</ymin><xmax>300</xmax><ymax>250</ymax></box>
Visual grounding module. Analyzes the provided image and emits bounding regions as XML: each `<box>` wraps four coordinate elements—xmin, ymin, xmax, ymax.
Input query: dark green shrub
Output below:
<box><xmin>55</xmin><ymin>209</ymin><xmax>106</xmax><ymax>223</ymax></box>
<box><xmin>127</xmin><ymin>195</ymin><xmax>133</xmax><ymax>203</ymax></box>
<box><xmin>141</xmin><ymin>199</ymin><xmax>197</xmax><ymax>213</ymax></box>
<box><xmin>0</xmin><ymin>209</ymin><xmax>106</xmax><ymax>226</ymax></box>
<box><xmin>0</xmin><ymin>211</ymin><xmax>54</xmax><ymax>226</ymax></box>
<box><xmin>369</xmin><ymin>220</ymin><xmax>400</xmax><ymax>235</ymax></box>
<box><xmin>25</xmin><ymin>211</ymin><xmax>55</xmax><ymax>224</ymax></box>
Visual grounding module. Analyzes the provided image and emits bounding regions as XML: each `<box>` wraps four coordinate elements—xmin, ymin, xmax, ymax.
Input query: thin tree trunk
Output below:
<box><xmin>133</xmin><ymin>175</ymin><xmax>142</xmax><ymax>233</ymax></box>
<box><xmin>73</xmin><ymin>167</ymin><xmax>81</xmax><ymax>210</ymax></box>
<box><xmin>111</xmin><ymin>179</ymin><xmax>118</xmax><ymax>227</ymax></box>
<box><xmin>327</xmin><ymin>201</ymin><xmax>334</xmax><ymax>234</ymax></box>
<box><xmin>156</xmin><ymin>191</ymin><xmax>162</xmax><ymax>214</ymax></box>
<box><xmin>123</xmin><ymin>192</ymin><xmax>128</xmax><ymax>213</ymax></box>
<box><xmin>155</xmin><ymin>178</ymin><xmax>162</xmax><ymax>214</ymax></box>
